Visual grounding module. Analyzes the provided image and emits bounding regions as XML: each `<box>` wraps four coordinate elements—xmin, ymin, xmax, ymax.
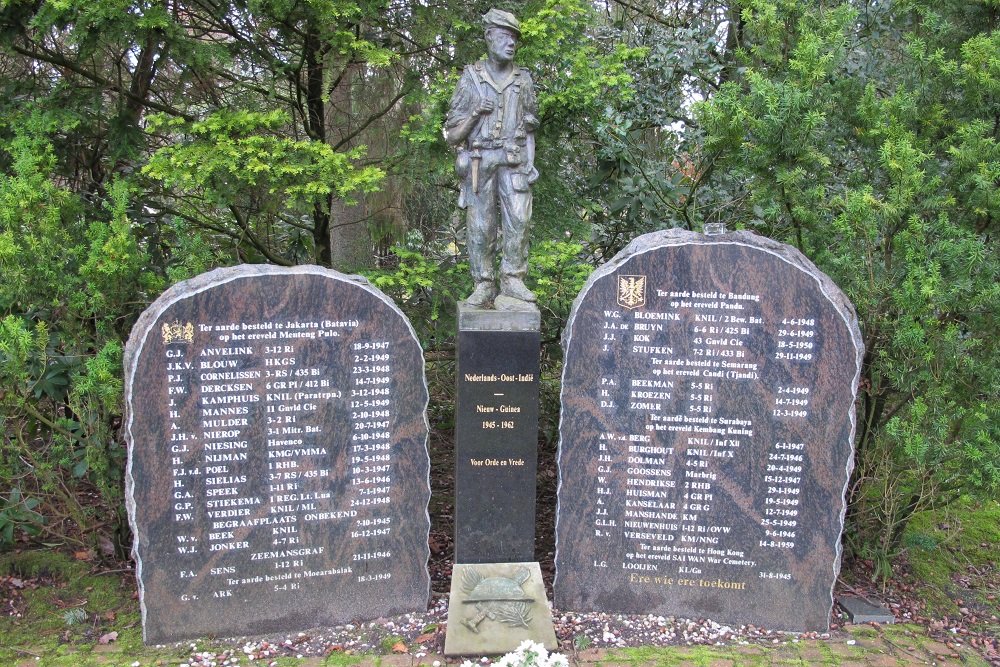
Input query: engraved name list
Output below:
<box><xmin>126</xmin><ymin>266</ymin><xmax>430</xmax><ymax>643</ymax></box>
<box><xmin>554</xmin><ymin>230</ymin><xmax>862</xmax><ymax>632</ymax></box>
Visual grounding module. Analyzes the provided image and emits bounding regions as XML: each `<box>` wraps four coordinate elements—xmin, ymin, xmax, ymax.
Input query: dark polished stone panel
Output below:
<box><xmin>124</xmin><ymin>265</ymin><xmax>430</xmax><ymax>643</ymax></box>
<box><xmin>454</xmin><ymin>307</ymin><xmax>540</xmax><ymax>564</ymax></box>
<box><xmin>554</xmin><ymin>230</ymin><xmax>863</xmax><ymax>632</ymax></box>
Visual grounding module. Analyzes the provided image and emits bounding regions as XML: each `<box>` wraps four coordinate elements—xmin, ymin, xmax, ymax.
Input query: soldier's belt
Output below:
<box><xmin>472</xmin><ymin>139</ymin><xmax>522</xmax><ymax>150</ymax></box>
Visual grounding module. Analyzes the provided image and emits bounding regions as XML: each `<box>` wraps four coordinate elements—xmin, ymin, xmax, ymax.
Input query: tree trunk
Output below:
<box><xmin>324</xmin><ymin>58</ymin><xmax>373</xmax><ymax>271</ymax></box>
<box><xmin>328</xmin><ymin>197</ymin><xmax>374</xmax><ymax>271</ymax></box>
<box><xmin>324</xmin><ymin>55</ymin><xmax>411</xmax><ymax>271</ymax></box>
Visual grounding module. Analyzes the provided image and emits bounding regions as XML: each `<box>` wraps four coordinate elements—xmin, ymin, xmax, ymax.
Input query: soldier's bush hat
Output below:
<box><xmin>483</xmin><ymin>8</ymin><xmax>520</xmax><ymax>37</ymax></box>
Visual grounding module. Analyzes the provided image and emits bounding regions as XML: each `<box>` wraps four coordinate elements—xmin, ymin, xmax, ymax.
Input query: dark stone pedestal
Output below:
<box><xmin>454</xmin><ymin>303</ymin><xmax>540</xmax><ymax>564</ymax></box>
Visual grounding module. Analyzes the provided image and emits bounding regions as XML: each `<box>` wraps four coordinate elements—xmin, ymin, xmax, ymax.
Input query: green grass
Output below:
<box><xmin>2</xmin><ymin>499</ymin><xmax>998</xmax><ymax>665</ymax></box>
<box><xmin>0</xmin><ymin>549</ymin><xmax>374</xmax><ymax>666</ymax></box>
<box><xmin>2</xmin><ymin>549</ymin><xmax>90</xmax><ymax>580</ymax></box>
<box><xmin>901</xmin><ymin>497</ymin><xmax>1000</xmax><ymax>626</ymax></box>
<box><xmin>607</xmin><ymin>645</ymin><xmax>745</xmax><ymax>666</ymax></box>
<box><xmin>848</xmin><ymin>622</ymin><xmax>992</xmax><ymax>667</ymax></box>
<box><xmin>0</xmin><ymin>550</ymin><xmax>174</xmax><ymax>666</ymax></box>
<box><xmin>603</xmin><ymin>626</ymin><xmax>993</xmax><ymax>666</ymax></box>
<box><xmin>605</xmin><ymin>643</ymin><xmax>817</xmax><ymax>666</ymax></box>
<box><xmin>379</xmin><ymin>634</ymin><xmax>406</xmax><ymax>652</ymax></box>
<box><xmin>325</xmin><ymin>652</ymin><xmax>364</xmax><ymax>667</ymax></box>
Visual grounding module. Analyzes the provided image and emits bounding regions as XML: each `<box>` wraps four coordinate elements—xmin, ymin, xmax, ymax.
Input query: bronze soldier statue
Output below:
<box><xmin>444</xmin><ymin>8</ymin><xmax>539</xmax><ymax>308</ymax></box>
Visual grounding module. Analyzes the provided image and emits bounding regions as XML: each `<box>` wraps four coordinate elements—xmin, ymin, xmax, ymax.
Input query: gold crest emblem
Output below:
<box><xmin>617</xmin><ymin>275</ymin><xmax>646</xmax><ymax>310</ymax></box>
<box><xmin>161</xmin><ymin>320</ymin><xmax>195</xmax><ymax>345</ymax></box>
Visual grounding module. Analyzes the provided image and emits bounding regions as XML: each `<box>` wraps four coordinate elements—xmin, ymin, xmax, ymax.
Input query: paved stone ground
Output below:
<box><xmin>318</xmin><ymin>640</ymin><xmax>984</xmax><ymax>667</ymax></box>
<box><xmin>310</xmin><ymin>630</ymin><xmax>989</xmax><ymax>667</ymax></box>
<box><xmin>276</xmin><ymin>641</ymin><xmax>982</xmax><ymax>667</ymax></box>
<box><xmin>13</xmin><ymin>622</ymin><xmax>990</xmax><ymax>666</ymax></box>
<box><xmin>250</xmin><ymin>624</ymin><xmax>989</xmax><ymax>667</ymax></box>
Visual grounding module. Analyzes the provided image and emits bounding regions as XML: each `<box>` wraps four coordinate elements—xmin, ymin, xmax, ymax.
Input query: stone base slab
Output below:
<box><xmin>839</xmin><ymin>596</ymin><xmax>896</xmax><ymax>624</ymax></box>
<box><xmin>444</xmin><ymin>562</ymin><xmax>557</xmax><ymax>656</ymax></box>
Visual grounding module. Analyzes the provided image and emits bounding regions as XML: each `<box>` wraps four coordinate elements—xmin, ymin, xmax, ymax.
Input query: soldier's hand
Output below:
<box><xmin>476</xmin><ymin>100</ymin><xmax>495</xmax><ymax>115</ymax></box>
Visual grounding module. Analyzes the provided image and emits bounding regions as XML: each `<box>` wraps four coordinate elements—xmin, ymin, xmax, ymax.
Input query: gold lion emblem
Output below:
<box><xmin>161</xmin><ymin>320</ymin><xmax>194</xmax><ymax>345</ymax></box>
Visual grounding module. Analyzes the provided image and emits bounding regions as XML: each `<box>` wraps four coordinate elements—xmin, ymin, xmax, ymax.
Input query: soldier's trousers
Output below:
<box><xmin>464</xmin><ymin>160</ymin><xmax>532</xmax><ymax>284</ymax></box>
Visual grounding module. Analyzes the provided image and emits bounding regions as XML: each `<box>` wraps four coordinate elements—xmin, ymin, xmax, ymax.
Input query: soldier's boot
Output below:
<box><xmin>465</xmin><ymin>281</ymin><xmax>498</xmax><ymax>307</ymax></box>
<box><xmin>500</xmin><ymin>276</ymin><xmax>536</xmax><ymax>302</ymax></box>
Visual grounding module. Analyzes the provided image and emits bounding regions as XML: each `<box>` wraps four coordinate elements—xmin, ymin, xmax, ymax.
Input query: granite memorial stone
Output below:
<box><xmin>124</xmin><ymin>265</ymin><xmax>430</xmax><ymax>643</ymax></box>
<box><xmin>554</xmin><ymin>229</ymin><xmax>863</xmax><ymax>632</ymax></box>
